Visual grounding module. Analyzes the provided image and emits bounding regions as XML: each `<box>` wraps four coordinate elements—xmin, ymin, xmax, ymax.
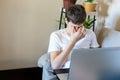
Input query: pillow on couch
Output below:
<box><xmin>98</xmin><ymin>28</ymin><xmax>120</xmax><ymax>48</ymax></box>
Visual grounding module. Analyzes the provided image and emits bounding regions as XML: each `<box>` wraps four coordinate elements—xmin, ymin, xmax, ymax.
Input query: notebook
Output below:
<box><xmin>68</xmin><ymin>47</ymin><xmax>120</xmax><ymax>80</ymax></box>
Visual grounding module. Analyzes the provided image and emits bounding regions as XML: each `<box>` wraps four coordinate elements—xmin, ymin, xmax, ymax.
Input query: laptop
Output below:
<box><xmin>68</xmin><ymin>47</ymin><xmax>120</xmax><ymax>80</ymax></box>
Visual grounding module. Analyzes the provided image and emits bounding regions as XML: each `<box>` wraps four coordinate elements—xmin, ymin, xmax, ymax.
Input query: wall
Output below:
<box><xmin>0</xmin><ymin>0</ymin><xmax>120</xmax><ymax>70</ymax></box>
<box><xmin>0</xmin><ymin>0</ymin><xmax>62</xmax><ymax>70</ymax></box>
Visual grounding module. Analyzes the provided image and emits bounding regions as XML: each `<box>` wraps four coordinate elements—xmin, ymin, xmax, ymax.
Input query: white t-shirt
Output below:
<box><xmin>48</xmin><ymin>29</ymin><xmax>99</xmax><ymax>68</ymax></box>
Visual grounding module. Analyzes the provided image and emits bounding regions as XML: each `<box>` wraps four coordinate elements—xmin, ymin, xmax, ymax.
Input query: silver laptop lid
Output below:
<box><xmin>68</xmin><ymin>47</ymin><xmax>120</xmax><ymax>80</ymax></box>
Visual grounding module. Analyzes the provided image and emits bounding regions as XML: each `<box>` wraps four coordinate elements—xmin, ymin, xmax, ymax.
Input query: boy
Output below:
<box><xmin>48</xmin><ymin>4</ymin><xmax>99</xmax><ymax>69</ymax></box>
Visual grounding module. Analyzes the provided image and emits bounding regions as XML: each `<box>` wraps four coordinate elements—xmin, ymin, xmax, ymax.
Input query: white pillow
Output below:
<box><xmin>101</xmin><ymin>28</ymin><xmax>120</xmax><ymax>47</ymax></box>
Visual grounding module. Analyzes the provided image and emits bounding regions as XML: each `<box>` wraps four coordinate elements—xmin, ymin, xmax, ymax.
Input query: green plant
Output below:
<box><xmin>83</xmin><ymin>17</ymin><xmax>96</xmax><ymax>29</ymax></box>
<box><xmin>86</xmin><ymin>0</ymin><xmax>94</xmax><ymax>3</ymax></box>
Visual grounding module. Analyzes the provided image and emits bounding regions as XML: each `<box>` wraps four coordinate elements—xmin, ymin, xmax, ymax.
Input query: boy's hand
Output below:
<box><xmin>70</xmin><ymin>26</ymin><xmax>87</xmax><ymax>43</ymax></box>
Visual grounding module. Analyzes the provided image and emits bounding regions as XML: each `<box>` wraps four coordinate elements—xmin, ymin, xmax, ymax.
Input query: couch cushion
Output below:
<box><xmin>98</xmin><ymin>28</ymin><xmax>120</xmax><ymax>47</ymax></box>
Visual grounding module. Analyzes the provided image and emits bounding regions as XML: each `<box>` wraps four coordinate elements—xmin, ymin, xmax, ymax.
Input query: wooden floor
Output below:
<box><xmin>0</xmin><ymin>67</ymin><xmax>42</xmax><ymax>80</ymax></box>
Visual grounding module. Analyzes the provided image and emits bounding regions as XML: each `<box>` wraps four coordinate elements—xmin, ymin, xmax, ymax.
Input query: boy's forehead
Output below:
<box><xmin>69</xmin><ymin>21</ymin><xmax>83</xmax><ymax>25</ymax></box>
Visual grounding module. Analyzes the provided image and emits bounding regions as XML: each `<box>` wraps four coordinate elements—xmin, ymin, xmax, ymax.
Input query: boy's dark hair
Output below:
<box><xmin>66</xmin><ymin>4</ymin><xmax>86</xmax><ymax>24</ymax></box>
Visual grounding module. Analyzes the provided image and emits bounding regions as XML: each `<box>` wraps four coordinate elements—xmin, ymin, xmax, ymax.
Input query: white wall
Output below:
<box><xmin>0</xmin><ymin>0</ymin><xmax>62</xmax><ymax>70</ymax></box>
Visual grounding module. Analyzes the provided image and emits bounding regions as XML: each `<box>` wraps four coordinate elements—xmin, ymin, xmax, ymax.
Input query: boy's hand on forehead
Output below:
<box><xmin>79</xmin><ymin>26</ymin><xmax>87</xmax><ymax>36</ymax></box>
<box><xmin>70</xmin><ymin>26</ymin><xmax>87</xmax><ymax>43</ymax></box>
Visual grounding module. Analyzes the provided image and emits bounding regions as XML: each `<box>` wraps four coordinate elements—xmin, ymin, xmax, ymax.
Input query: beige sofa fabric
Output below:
<box><xmin>98</xmin><ymin>28</ymin><xmax>120</xmax><ymax>48</ymax></box>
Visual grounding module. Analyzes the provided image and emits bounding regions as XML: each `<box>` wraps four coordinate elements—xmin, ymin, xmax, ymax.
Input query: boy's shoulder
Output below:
<box><xmin>51</xmin><ymin>29</ymin><xmax>66</xmax><ymax>35</ymax></box>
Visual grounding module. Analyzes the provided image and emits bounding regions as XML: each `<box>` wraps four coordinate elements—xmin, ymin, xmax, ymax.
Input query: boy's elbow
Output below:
<box><xmin>51</xmin><ymin>63</ymin><xmax>61</xmax><ymax>69</ymax></box>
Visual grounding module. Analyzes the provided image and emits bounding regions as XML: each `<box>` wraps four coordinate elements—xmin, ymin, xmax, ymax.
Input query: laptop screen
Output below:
<box><xmin>68</xmin><ymin>47</ymin><xmax>120</xmax><ymax>80</ymax></box>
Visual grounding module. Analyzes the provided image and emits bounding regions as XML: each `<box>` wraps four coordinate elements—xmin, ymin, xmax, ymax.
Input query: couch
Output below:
<box><xmin>98</xmin><ymin>27</ymin><xmax>120</xmax><ymax>48</ymax></box>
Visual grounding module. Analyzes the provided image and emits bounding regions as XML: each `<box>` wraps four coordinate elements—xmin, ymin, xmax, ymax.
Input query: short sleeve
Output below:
<box><xmin>48</xmin><ymin>32</ymin><xmax>61</xmax><ymax>52</ymax></box>
<box><xmin>90</xmin><ymin>31</ymin><xmax>99</xmax><ymax>48</ymax></box>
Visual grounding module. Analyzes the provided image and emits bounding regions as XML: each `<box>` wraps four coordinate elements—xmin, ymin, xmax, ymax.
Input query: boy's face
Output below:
<box><xmin>67</xmin><ymin>21</ymin><xmax>83</xmax><ymax>32</ymax></box>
